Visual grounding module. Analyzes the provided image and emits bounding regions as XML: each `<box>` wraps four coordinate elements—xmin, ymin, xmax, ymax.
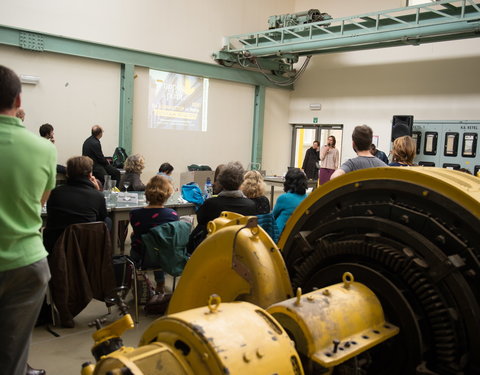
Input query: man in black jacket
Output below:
<box><xmin>43</xmin><ymin>156</ymin><xmax>109</xmax><ymax>254</ymax></box>
<box><xmin>82</xmin><ymin>125</ymin><xmax>120</xmax><ymax>186</ymax></box>
<box><xmin>302</xmin><ymin>140</ymin><xmax>320</xmax><ymax>180</ymax></box>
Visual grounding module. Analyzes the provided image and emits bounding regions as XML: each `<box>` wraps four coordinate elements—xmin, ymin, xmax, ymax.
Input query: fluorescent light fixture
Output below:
<box><xmin>20</xmin><ymin>75</ymin><xmax>40</xmax><ymax>85</ymax></box>
<box><xmin>309</xmin><ymin>103</ymin><xmax>321</xmax><ymax>111</ymax></box>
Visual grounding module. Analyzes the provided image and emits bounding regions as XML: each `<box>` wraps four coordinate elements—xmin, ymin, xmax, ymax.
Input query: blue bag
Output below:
<box><xmin>181</xmin><ymin>183</ymin><xmax>205</xmax><ymax>206</ymax></box>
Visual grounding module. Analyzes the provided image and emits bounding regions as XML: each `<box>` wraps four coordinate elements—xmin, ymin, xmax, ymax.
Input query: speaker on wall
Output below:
<box><xmin>391</xmin><ymin>115</ymin><xmax>414</xmax><ymax>141</ymax></box>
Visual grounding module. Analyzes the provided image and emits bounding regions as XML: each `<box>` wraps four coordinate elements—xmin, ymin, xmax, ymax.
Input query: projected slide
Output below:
<box><xmin>148</xmin><ymin>69</ymin><xmax>209</xmax><ymax>131</ymax></box>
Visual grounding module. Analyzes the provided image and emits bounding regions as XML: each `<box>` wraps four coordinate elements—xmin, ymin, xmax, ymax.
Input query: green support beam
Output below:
<box><xmin>0</xmin><ymin>24</ymin><xmax>286</xmax><ymax>157</ymax></box>
<box><xmin>119</xmin><ymin>64</ymin><xmax>134</xmax><ymax>154</ymax></box>
<box><xmin>251</xmin><ymin>85</ymin><xmax>266</xmax><ymax>169</ymax></box>
<box><xmin>0</xmin><ymin>25</ymin><xmax>291</xmax><ymax>89</ymax></box>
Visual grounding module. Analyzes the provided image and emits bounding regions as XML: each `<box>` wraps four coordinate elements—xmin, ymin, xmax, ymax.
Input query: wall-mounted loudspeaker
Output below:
<box><xmin>391</xmin><ymin>115</ymin><xmax>414</xmax><ymax>141</ymax></box>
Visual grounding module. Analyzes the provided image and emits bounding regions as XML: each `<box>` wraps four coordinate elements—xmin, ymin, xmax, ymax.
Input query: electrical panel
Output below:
<box><xmin>413</xmin><ymin>121</ymin><xmax>480</xmax><ymax>175</ymax></box>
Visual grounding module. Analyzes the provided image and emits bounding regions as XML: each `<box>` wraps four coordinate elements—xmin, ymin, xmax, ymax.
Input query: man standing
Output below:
<box><xmin>82</xmin><ymin>125</ymin><xmax>120</xmax><ymax>186</ymax></box>
<box><xmin>302</xmin><ymin>140</ymin><xmax>320</xmax><ymax>180</ymax></box>
<box><xmin>0</xmin><ymin>65</ymin><xmax>55</xmax><ymax>375</ymax></box>
<box><xmin>331</xmin><ymin>125</ymin><xmax>387</xmax><ymax>180</ymax></box>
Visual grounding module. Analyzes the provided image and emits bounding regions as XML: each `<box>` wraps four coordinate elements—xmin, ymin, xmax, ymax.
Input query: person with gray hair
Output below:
<box><xmin>187</xmin><ymin>162</ymin><xmax>257</xmax><ymax>253</ymax></box>
<box><xmin>120</xmin><ymin>154</ymin><xmax>146</xmax><ymax>191</ymax></box>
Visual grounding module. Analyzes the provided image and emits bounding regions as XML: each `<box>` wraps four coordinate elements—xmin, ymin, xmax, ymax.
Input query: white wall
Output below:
<box><xmin>0</xmin><ymin>0</ymin><xmax>294</xmax><ymax>64</ymax></box>
<box><xmin>0</xmin><ymin>0</ymin><xmax>294</xmax><ymax>173</ymax></box>
<box><xmin>132</xmin><ymin>66</ymin><xmax>255</xmax><ymax>184</ymax></box>
<box><xmin>262</xmin><ymin>88</ymin><xmax>292</xmax><ymax>176</ymax></box>
<box><xmin>0</xmin><ymin>44</ymin><xmax>120</xmax><ymax>166</ymax></box>
<box><xmin>288</xmin><ymin>1</ymin><xmax>480</xmax><ymax>162</ymax></box>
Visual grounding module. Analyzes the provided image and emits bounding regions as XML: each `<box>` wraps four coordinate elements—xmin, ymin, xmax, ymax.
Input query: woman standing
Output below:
<box><xmin>319</xmin><ymin>135</ymin><xmax>339</xmax><ymax>185</ymax></box>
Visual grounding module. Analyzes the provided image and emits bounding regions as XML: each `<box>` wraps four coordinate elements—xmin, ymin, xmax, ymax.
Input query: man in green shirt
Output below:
<box><xmin>0</xmin><ymin>65</ymin><xmax>56</xmax><ymax>375</ymax></box>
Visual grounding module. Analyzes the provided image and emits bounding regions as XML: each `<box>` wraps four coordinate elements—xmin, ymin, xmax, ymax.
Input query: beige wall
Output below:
<box><xmin>132</xmin><ymin>67</ymin><xmax>255</xmax><ymax>184</ymax></box>
<box><xmin>0</xmin><ymin>0</ymin><xmax>293</xmax><ymax>64</ymax></box>
<box><xmin>0</xmin><ymin>44</ymin><xmax>120</xmax><ymax>166</ymax></box>
<box><xmin>288</xmin><ymin>1</ymin><xmax>480</xmax><ymax>162</ymax></box>
<box><xmin>0</xmin><ymin>0</ymin><xmax>294</xmax><ymax>176</ymax></box>
<box><xmin>262</xmin><ymin>88</ymin><xmax>292</xmax><ymax>176</ymax></box>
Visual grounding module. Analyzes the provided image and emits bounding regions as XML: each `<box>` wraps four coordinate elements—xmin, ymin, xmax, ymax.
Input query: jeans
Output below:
<box><xmin>0</xmin><ymin>258</ymin><xmax>50</xmax><ymax>375</ymax></box>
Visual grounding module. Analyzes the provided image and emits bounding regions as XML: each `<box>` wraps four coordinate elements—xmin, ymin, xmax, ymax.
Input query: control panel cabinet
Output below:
<box><xmin>413</xmin><ymin>121</ymin><xmax>480</xmax><ymax>175</ymax></box>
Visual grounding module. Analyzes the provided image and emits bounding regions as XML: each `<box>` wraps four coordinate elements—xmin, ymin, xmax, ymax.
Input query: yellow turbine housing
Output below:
<box><xmin>167</xmin><ymin>212</ymin><xmax>293</xmax><ymax>314</ymax></box>
<box><xmin>268</xmin><ymin>272</ymin><xmax>399</xmax><ymax>369</ymax></box>
<box><xmin>140</xmin><ymin>296</ymin><xmax>304</xmax><ymax>375</ymax></box>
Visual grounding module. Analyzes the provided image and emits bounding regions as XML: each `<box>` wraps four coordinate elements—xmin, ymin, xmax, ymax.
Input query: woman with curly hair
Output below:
<box><xmin>272</xmin><ymin>168</ymin><xmax>308</xmax><ymax>233</ymax></box>
<box><xmin>241</xmin><ymin>170</ymin><xmax>270</xmax><ymax>214</ymax></box>
<box><xmin>120</xmin><ymin>154</ymin><xmax>146</xmax><ymax>191</ymax></box>
<box><xmin>389</xmin><ymin>135</ymin><xmax>416</xmax><ymax>166</ymax></box>
<box><xmin>129</xmin><ymin>175</ymin><xmax>177</xmax><ymax>297</ymax></box>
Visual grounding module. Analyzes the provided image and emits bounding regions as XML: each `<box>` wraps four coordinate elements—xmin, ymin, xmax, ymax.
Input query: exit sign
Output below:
<box><xmin>313</xmin><ymin>117</ymin><xmax>318</xmax><ymax>124</ymax></box>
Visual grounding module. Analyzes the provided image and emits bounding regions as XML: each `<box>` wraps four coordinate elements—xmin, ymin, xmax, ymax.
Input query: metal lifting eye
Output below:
<box><xmin>207</xmin><ymin>294</ymin><xmax>221</xmax><ymax>313</ymax></box>
<box><xmin>342</xmin><ymin>272</ymin><xmax>354</xmax><ymax>288</ymax></box>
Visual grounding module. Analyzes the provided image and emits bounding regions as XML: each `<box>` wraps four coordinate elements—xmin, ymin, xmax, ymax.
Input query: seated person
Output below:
<box><xmin>272</xmin><ymin>168</ymin><xmax>308</xmax><ymax>234</ymax></box>
<box><xmin>212</xmin><ymin>163</ymin><xmax>225</xmax><ymax>195</ymax></box>
<box><xmin>120</xmin><ymin>154</ymin><xmax>146</xmax><ymax>191</ymax></box>
<box><xmin>129</xmin><ymin>175</ymin><xmax>178</xmax><ymax>299</ymax></box>
<box><xmin>43</xmin><ymin>156</ymin><xmax>108</xmax><ymax>253</ymax></box>
<box><xmin>188</xmin><ymin>162</ymin><xmax>257</xmax><ymax>252</ymax></box>
<box><xmin>39</xmin><ymin>123</ymin><xmax>67</xmax><ymax>175</ymax></box>
<box><xmin>82</xmin><ymin>125</ymin><xmax>121</xmax><ymax>186</ymax></box>
<box><xmin>157</xmin><ymin>162</ymin><xmax>174</xmax><ymax>181</ymax></box>
<box><xmin>241</xmin><ymin>170</ymin><xmax>270</xmax><ymax>214</ymax></box>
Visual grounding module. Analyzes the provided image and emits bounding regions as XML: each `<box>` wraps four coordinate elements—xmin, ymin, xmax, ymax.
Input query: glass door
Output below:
<box><xmin>291</xmin><ymin>125</ymin><xmax>319</xmax><ymax>168</ymax></box>
<box><xmin>291</xmin><ymin>124</ymin><xmax>343</xmax><ymax>168</ymax></box>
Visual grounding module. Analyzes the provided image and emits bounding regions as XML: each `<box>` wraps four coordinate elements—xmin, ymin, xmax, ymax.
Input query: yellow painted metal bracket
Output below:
<box><xmin>268</xmin><ymin>272</ymin><xmax>399</xmax><ymax>368</ymax></box>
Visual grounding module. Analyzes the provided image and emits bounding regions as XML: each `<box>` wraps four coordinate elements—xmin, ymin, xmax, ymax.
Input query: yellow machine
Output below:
<box><xmin>84</xmin><ymin>276</ymin><xmax>398</xmax><ymax>375</ymax></box>
<box><xmin>84</xmin><ymin>167</ymin><xmax>480</xmax><ymax>375</ymax></box>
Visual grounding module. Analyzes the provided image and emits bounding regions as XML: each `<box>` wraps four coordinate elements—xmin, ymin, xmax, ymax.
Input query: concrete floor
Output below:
<box><xmin>29</xmin><ymin>275</ymin><xmax>174</xmax><ymax>375</ymax></box>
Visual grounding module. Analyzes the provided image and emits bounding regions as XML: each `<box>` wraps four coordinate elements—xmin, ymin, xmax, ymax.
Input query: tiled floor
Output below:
<box><xmin>29</xmin><ymin>274</ymin><xmax>174</xmax><ymax>375</ymax></box>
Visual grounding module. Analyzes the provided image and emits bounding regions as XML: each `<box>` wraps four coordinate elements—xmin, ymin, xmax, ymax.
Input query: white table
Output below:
<box><xmin>109</xmin><ymin>193</ymin><xmax>196</xmax><ymax>254</ymax></box>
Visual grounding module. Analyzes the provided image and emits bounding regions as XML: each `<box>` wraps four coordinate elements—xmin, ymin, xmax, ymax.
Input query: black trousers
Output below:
<box><xmin>93</xmin><ymin>163</ymin><xmax>121</xmax><ymax>187</ymax></box>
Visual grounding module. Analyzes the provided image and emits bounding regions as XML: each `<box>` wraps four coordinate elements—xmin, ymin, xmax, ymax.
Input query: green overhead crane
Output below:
<box><xmin>213</xmin><ymin>0</ymin><xmax>480</xmax><ymax>79</ymax></box>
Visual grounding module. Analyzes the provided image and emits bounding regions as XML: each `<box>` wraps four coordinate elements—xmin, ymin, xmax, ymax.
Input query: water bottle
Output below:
<box><xmin>204</xmin><ymin>177</ymin><xmax>213</xmax><ymax>199</ymax></box>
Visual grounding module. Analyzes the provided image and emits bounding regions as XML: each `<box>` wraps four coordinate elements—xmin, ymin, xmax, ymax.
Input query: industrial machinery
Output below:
<box><xmin>213</xmin><ymin>0</ymin><xmax>480</xmax><ymax>80</ymax></box>
<box><xmin>84</xmin><ymin>167</ymin><xmax>480</xmax><ymax>374</ymax></box>
<box><xmin>267</xmin><ymin>9</ymin><xmax>332</xmax><ymax>29</ymax></box>
<box><xmin>84</xmin><ymin>276</ymin><xmax>399</xmax><ymax>375</ymax></box>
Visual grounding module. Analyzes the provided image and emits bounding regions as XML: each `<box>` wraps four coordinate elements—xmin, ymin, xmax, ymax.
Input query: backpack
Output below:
<box><xmin>112</xmin><ymin>147</ymin><xmax>128</xmax><ymax>168</ymax></box>
<box><xmin>181</xmin><ymin>183</ymin><xmax>205</xmax><ymax>206</ymax></box>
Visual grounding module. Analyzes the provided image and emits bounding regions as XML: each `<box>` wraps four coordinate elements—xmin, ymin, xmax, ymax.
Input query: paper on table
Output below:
<box><xmin>116</xmin><ymin>192</ymin><xmax>139</xmax><ymax>204</ymax></box>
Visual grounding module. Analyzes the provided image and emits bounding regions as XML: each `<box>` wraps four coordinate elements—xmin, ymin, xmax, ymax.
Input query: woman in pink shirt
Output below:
<box><xmin>319</xmin><ymin>135</ymin><xmax>340</xmax><ymax>185</ymax></box>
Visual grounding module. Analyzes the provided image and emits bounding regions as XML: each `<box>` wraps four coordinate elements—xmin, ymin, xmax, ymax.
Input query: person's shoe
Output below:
<box><xmin>27</xmin><ymin>364</ymin><xmax>46</xmax><ymax>375</ymax></box>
